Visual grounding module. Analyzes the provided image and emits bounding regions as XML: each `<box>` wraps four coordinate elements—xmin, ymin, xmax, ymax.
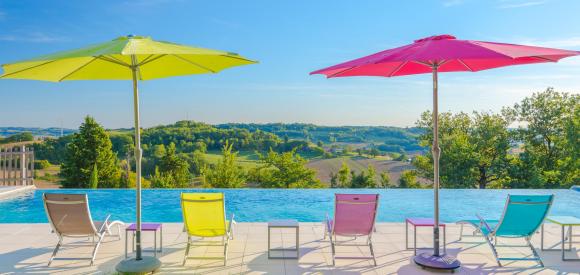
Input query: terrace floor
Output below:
<box><xmin>0</xmin><ymin>222</ymin><xmax>578</xmax><ymax>274</ymax></box>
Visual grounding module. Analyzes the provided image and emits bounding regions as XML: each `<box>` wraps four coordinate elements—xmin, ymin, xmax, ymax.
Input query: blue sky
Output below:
<box><xmin>1</xmin><ymin>0</ymin><xmax>579</xmax><ymax>129</ymax></box>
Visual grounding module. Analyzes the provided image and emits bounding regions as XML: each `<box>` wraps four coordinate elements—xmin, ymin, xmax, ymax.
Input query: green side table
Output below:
<box><xmin>541</xmin><ymin>216</ymin><xmax>580</xmax><ymax>261</ymax></box>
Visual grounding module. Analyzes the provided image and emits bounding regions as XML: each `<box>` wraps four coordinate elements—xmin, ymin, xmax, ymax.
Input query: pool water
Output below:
<box><xmin>0</xmin><ymin>189</ymin><xmax>578</xmax><ymax>223</ymax></box>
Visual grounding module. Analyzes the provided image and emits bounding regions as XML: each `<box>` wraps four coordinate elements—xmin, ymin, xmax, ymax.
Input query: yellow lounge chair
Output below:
<box><xmin>181</xmin><ymin>193</ymin><xmax>235</xmax><ymax>266</ymax></box>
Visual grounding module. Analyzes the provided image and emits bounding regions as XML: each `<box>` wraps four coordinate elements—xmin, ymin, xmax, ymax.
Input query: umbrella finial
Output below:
<box><xmin>414</xmin><ymin>35</ymin><xmax>456</xmax><ymax>43</ymax></box>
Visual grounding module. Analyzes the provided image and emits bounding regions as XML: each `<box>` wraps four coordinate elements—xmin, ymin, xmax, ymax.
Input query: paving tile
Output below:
<box><xmin>0</xmin><ymin>222</ymin><xmax>578</xmax><ymax>274</ymax></box>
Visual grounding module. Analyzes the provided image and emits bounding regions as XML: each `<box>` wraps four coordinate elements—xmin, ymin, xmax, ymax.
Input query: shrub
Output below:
<box><xmin>34</xmin><ymin>160</ymin><xmax>51</xmax><ymax>169</ymax></box>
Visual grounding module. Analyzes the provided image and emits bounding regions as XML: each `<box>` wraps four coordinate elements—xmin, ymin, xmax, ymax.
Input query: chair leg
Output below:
<box><xmin>526</xmin><ymin>236</ymin><xmax>544</xmax><ymax>267</ymax></box>
<box><xmin>90</xmin><ymin>235</ymin><xmax>104</xmax><ymax>266</ymax></box>
<box><xmin>183</xmin><ymin>240</ymin><xmax>191</xmax><ymax>266</ymax></box>
<box><xmin>224</xmin><ymin>238</ymin><xmax>230</xmax><ymax>266</ymax></box>
<box><xmin>48</xmin><ymin>238</ymin><xmax>63</xmax><ymax>266</ymax></box>
<box><xmin>117</xmin><ymin>224</ymin><xmax>122</xmax><ymax>241</ymax></box>
<box><xmin>330</xmin><ymin>235</ymin><xmax>336</xmax><ymax>266</ymax></box>
<box><xmin>369</xmin><ymin>241</ymin><xmax>377</xmax><ymax>266</ymax></box>
<box><xmin>483</xmin><ymin>235</ymin><xmax>501</xmax><ymax>266</ymax></box>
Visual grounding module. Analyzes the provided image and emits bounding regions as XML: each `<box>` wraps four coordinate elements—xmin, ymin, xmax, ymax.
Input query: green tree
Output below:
<box><xmin>366</xmin><ymin>164</ymin><xmax>377</xmax><ymax>187</ymax></box>
<box><xmin>414</xmin><ymin>111</ymin><xmax>476</xmax><ymax>188</ymax></box>
<box><xmin>369</xmin><ymin>147</ymin><xmax>380</xmax><ymax>158</ymax></box>
<box><xmin>349</xmin><ymin>165</ymin><xmax>377</xmax><ymax>188</ymax></box>
<box><xmin>505</xmin><ymin>88</ymin><xmax>579</xmax><ymax>188</ymax></box>
<box><xmin>61</xmin><ymin>116</ymin><xmax>121</xmax><ymax>188</ymax></box>
<box><xmin>151</xmin><ymin>143</ymin><xmax>191</xmax><ymax>188</ymax></box>
<box><xmin>153</xmin><ymin>144</ymin><xmax>167</xmax><ymax>159</ymax></box>
<box><xmin>399</xmin><ymin>170</ymin><xmax>420</xmax><ymax>188</ymax></box>
<box><xmin>380</xmin><ymin>171</ymin><xmax>391</xmax><ymax>188</ymax></box>
<box><xmin>33</xmin><ymin>135</ymin><xmax>74</xmax><ymax>164</ymax></box>
<box><xmin>337</xmin><ymin>162</ymin><xmax>350</xmax><ymax>188</ymax></box>
<box><xmin>203</xmin><ymin>142</ymin><xmax>246</xmax><ymax>188</ymax></box>
<box><xmin>414</xmin><ymin>111</ymin><xmax>512</xmax><ymax>189</ymax></box>
<box><xmin>470</xmin><ymin>112</ymin><xmax>512</xmax><ymax>189</ymax></box>
<box><xmin>89</xmin><ymin>164</ymin><xmax>98</xmax><ymax>189</ymax></box>
<box><xmin>0</xmin><ymin>132</ymin><xmax>34</xmax><ymax>144</ymax></box>
<box><xmin>329</xmin><ymin>172</ymin><xmax>338</xmax><ymax>188</ymax></box>
<box><xmin>252</xmin><ymin>149</ymin><xmax>321</xmax><ymax>188</ymax></box>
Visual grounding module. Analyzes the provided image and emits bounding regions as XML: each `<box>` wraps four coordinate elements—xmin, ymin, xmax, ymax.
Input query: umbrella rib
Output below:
<box><xmin>58</xmin><ymin>57</ymin><xmax>99</xmax><ymax>82</ymax></box>
<box><xmin>0</xmin><ymin>59</ymin><xmax>58</xmax><ymax>78</ymax></box>
<box><xmin>388</xmin><ymin>61</ymin><xmax>408</xmax><ymax>77</ymax></box>
<box><xmin>138</xmin><ymin>54</ymin><xmax>167</xmax><ymax>67</ymax></box>
<box><xmin>219</xmin><ymin>54</ymin><xmax>257</xmax><ymax>63</ymax></box>
<box><xmin>413</xmin><ymin>60</ymin><xmax>433</xmax><ymax>67</ymax></box>
<box><xmin>532</xmin><ymin>56</ymin><xmax>557</xmax><ymax>62</ymax></box>
<box><xmin>96</xmin><ymin>56</ymin><xmax>130</xmax><ymax>67</ymax></box>
<box><xmin>171</xmin><ymin>54</ymin><xmax>216</xmax><ymax>73</ymax></box>
<box><xmin>328</xmin><ymin>66</ymin><xmax>357</xmax><ymax>78</ymax></box>
<box><xmin>457</xmin><ymin>59</ymin><xmax>474</xmax><ymax>72</ymax></box>
<box><xmin>138</xmin><ymin>54</ymin><xmax>155</xmax><ymax>65</ymax></box>
<box><xmin>105</xmin><ymin>55</ymin><xmax>129</xmax><ymax>65</ymax></box>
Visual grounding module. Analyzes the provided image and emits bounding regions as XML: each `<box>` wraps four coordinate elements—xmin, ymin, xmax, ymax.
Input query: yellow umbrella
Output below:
<box><xmin>1</xmin><ymin>35</ymin><xmax>256</xmax><ymax>273</ymax></box>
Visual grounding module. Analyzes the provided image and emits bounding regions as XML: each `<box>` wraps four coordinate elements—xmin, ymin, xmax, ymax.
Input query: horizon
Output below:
<box><xmin>0</xmin><ymin>121</ymin><xmax>423</xmax><ymax>132</ymax></box>
<box><xmin>1</xmin><ymin>0</ymin><xmax>580</xmax><ymax>129</ymax></box>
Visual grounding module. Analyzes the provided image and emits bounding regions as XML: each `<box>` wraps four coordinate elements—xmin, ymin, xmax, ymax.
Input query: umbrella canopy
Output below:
<box><xmin>311</xmin><ymin>34</ymin><xmax>578</xmax><ymax>270</ymax></box>
<box><xmin>1</xmin><ymin>35</ymin><xmax>255</xmax><ymax>81</ymax></box>
<box><xmin>311</xmin><ymin>34</ymin><xmax>578</xmax><ymax>77</ymax></box>
<box><xmin>1</xmin><ymin>35</ymin><xmax>256</xmax><ymax>273</ymax></box>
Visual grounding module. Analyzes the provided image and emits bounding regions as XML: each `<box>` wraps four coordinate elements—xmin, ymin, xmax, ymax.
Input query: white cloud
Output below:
<box><xmin>497</xmin><ymin>1</ymin><xmax>546</xmax><ymax>9</ymax></box>
<box><xmin>0</xmin><ymin>32</ymin><xmax>68</xmax><ymax>43</ymax></box>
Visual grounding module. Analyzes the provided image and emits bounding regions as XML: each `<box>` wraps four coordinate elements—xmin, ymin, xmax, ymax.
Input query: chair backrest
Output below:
<box><xmin>332</xmin><ymin>194</ymin><xmax>379</xmax><ymax>236</ymax></box>
<box><xmin>43</xmin><ymin>193</ymin><xmax>97</xmax><ymax>236</ymax></box>
<box><xmin>181</xmin><ymin>193</ymin><xmax>227</xmax><ymax>237</ymax></box>
<box><xmin>495</xmin><ymin>194</ymin><xmax>553</xmax><ymax>237</ymax></box>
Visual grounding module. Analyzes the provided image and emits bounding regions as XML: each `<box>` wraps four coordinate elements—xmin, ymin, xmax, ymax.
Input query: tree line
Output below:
<box><xmin>31</xmin><ymin>88</ymin><xmax>578</xmax><ymax>189</ymax></box>
<box><xmin>34</xmin><ymin>118</ymin><xmax>323</xmax><ymax>188</ymax></box>
<box><xmin>413</xmin><ymin>88</ymin><xmax>578</xmax><ymax>189</ymax></box>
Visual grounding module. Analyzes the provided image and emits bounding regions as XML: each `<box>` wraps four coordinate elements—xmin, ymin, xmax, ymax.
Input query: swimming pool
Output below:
<box><xmin>0</xmin><ymin>189</ymin><xmax>578</xmax><ymax>223</ymax></box>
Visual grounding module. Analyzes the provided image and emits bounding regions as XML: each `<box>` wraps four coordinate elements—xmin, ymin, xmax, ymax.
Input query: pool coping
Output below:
<box><xmin>0</xmin><ymin>185</ymin><xmax>36</xmax><ymax>200</ymax></box>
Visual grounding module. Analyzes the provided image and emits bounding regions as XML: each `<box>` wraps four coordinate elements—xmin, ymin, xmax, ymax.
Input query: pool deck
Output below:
<box><xmin>0</xmin><ymin>222</ymin><xmax>578</xmax><ymax>274</ymax></box>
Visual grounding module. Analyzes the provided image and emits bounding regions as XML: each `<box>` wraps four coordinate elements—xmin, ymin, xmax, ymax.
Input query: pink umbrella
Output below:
<box><xmin>310</xmin><ymin>34</ymin><xmax>579</xmax><ymax>270</ymax></box>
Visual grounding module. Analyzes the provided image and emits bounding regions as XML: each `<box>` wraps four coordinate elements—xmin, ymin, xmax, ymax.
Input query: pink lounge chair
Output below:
<box><xmin>324</xmin><ymin>194</ymin><xmax>379</xmax><ymax>266</ymax></box>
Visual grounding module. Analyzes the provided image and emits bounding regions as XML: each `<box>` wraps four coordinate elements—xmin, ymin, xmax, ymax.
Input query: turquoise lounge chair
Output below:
<box><xmin>457</xmin><ymin>194</ymin><xmax>554</xmax><ymax>267</ymax></box>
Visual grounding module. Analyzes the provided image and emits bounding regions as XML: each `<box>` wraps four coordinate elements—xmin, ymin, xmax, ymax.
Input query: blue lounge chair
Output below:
<box><xmin>457</xmin><ymin>194</ymin><xmax>554</xmax><ymax>267</ymax></box>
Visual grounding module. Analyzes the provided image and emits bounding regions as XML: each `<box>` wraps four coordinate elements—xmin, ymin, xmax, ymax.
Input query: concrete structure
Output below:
<box><xmin>0</xmin><ymin>222</ymin><xmax>577</xmax><ymax>274</ymax></box>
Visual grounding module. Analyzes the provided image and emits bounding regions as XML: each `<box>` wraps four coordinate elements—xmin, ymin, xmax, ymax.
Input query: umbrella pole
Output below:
<box><xmin>431</xmin><ymin>65</ymin><xmax>440</xmax><ymax>257</ymax></box>
<box><xmin>412</xmin><ymin>64</ymin><xmax>460</xmax><ymax>271</ymax></box>
<box><xmin>115</xmin><ymin>55</ymin><xmax>161</xmax><ymax>274</ymax></box>
<box><xmin>130</xmin><ymin>57</ymin><xmax>143</xmax><ymax>261</ymax></box>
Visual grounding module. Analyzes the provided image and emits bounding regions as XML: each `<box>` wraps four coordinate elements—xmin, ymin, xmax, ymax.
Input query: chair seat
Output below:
<box><xmin>188</xmin><ymin>221</ymin><xmax>231</xmax><ymax>237</ymax></box>
<box><xmin>458</xmin><ymin>219</ymin><xmax>499</xmax><ymax>236</ymax></box>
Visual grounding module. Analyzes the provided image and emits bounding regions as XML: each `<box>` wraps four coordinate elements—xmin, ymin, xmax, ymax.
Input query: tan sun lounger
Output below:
<box><xmin>42</xmin><ymin>193</ymin><xmax>124</xmax><ymax>266</ymax></box>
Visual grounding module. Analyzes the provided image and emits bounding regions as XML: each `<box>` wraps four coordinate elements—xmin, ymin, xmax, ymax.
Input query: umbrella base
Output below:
<box><xmin>116</xmin><ymin>256</ymin><xmax>161</xmax><ymax>275</ymax></box>
<box><xmin>414</xmin><ymin>253</ymin><xmax>461</xmax><ymax>271</ymax></box>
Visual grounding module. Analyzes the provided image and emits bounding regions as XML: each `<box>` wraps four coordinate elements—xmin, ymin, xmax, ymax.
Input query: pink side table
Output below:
<box><xmin>405</xmin><ymin>218</ymin><xmax>446</xmax><ymax>255</ymax></box>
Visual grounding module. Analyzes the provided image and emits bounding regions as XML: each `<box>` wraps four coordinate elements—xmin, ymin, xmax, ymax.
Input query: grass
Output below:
<box><xmin>203</xmin><ymin>150</ymin><xmax>262</xmax><ymax>169</ymax></box>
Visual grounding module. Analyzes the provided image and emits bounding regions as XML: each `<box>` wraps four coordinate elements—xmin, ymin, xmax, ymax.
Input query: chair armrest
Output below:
<box><xmin>325</xmin><ymin>213</ymin><xmax>332</xmax><ymax>233</ymax></box>
<box><xmin>476</xmin><ymin>213</ymin><xmax>493</xmax><ymax>234</ymax></box>
<box><xmin>227</xmin><ymin>213</ymin><xmax>235</xmax><ymax>236</ymax></box>
<box><xmin>98</xmin><ymin>214</ymin><xmax>111</xmax><ymax>234</ymax></box>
